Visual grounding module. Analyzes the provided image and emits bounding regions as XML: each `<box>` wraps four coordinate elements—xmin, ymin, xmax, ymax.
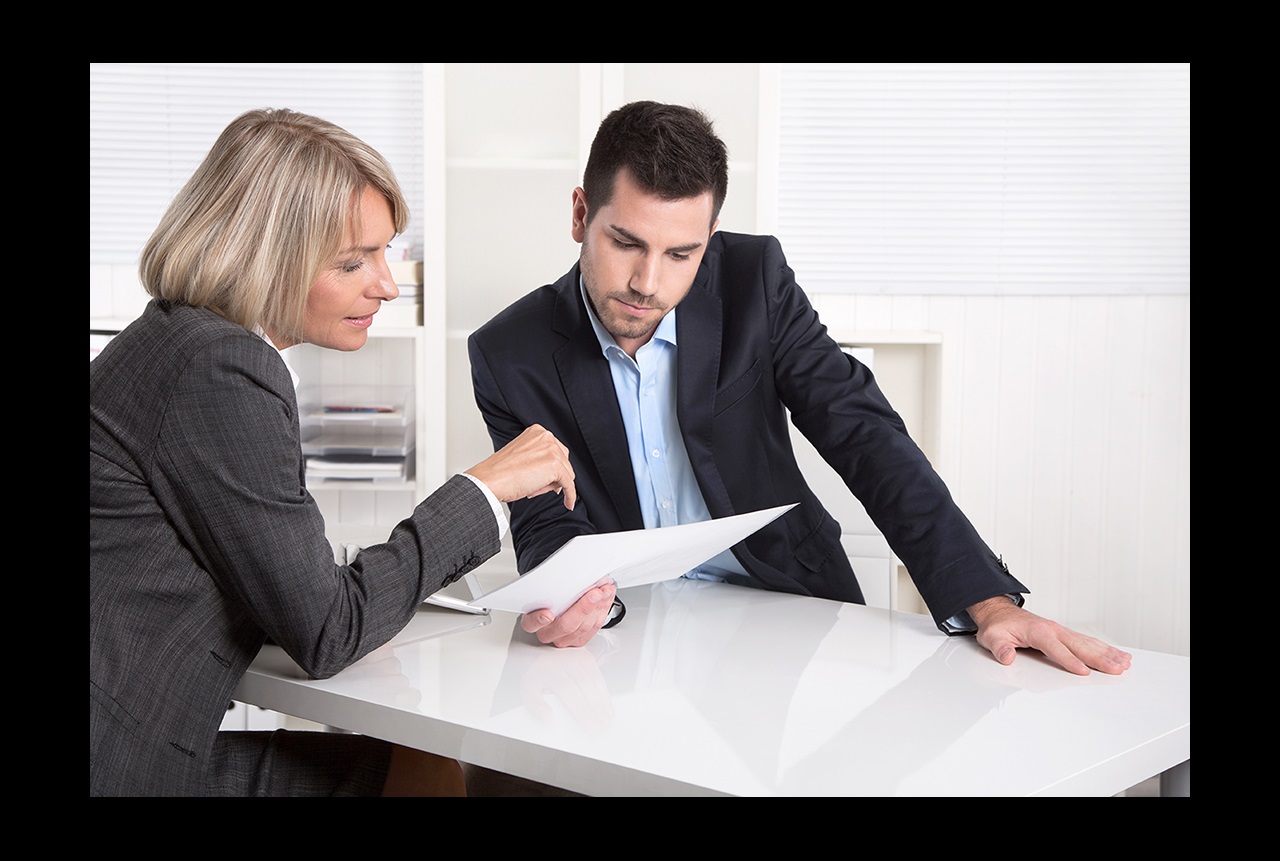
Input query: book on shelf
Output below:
<box><xmin>377</xmin><ymin>296</ymin><xmax>421</xmax><ymax>328</ymax></box>
<box><xmin>376</xmin><ymin>259</ymin><xmax>422</xmax><ymax>327</ymax></box>
<box><xmin>388</xmin><ymin>260</ymin><xmax>422</xmax><ymax>286</ymax></box>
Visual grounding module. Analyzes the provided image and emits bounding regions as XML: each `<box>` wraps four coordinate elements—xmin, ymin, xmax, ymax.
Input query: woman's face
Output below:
<box><xmin>301</xmin><ymin>187</ymin><xmax>398</xmax><ymax>351</ymax></box>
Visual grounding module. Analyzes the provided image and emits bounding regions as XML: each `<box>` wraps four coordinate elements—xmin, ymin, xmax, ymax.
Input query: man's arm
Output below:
<box><xmin>758</xmin><ymin>236</ymin><xmax>1021</xmax><ymax>622</ymax></box>
<box><xmin>468</xmin><ymin>332</ymin><xmax>598</xmax><ymax>571</ymax></box>
<box><xmin>757</xmin><ymin>236</ymin><xmax>1130</xmax><ymax>674</ymax></box>
<box><xmin>466</xmin><ymin>424</ymin><xmax>616</xmax><ymax>648</ymax></box>
<box><xmin>469</xmin><ymin>332</ymin><xmax>617</xmax><ymax>647</ymax></box>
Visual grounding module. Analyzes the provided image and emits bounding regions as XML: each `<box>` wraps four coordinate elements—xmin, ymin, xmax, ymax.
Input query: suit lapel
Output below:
<box><xmin>551</xmin><ymin>271</ymin><xmax>645</xmax><ymax>530</ymax></box>
<box><xmin>676</xmin><ymin>265</ymin><xmax>735</xmax><ymax>518</ymax></box>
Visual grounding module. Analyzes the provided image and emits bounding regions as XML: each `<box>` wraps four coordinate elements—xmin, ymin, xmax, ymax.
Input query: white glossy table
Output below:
<box><xmin>234</xmin><ymin>578</ymin><xmax>1190</xmax><ymax>796</ymax></box>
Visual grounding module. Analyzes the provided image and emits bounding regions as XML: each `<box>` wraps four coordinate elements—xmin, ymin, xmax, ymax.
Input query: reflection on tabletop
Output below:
<box><xmin>247</xmin><ymin>578</ymin><xmax>1188</xmax><ymax>796</ymax></box>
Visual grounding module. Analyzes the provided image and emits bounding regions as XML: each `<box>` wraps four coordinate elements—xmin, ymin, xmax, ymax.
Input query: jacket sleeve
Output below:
<box><xmin>756</xmin><ymin>236</ymin><xmax>1027</xmax><ymax>627</ymax></box>
<box><xmin>152</xmin><ymin>335</ymin><xmax>499</xmax><ymax>678</ymax></box>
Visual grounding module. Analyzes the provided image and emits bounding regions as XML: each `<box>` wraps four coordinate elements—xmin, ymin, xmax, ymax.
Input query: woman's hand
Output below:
<box><xmin>465</xmin><ymin>425</ymin><xmax>577</xmax><ymax>510</ymax></box>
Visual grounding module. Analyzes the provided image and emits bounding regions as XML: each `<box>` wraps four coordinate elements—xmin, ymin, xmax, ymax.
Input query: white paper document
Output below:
<box><xmin>469</xmin><ymin>504</ymin><xmax>797</xmax><ymax>617</ymax></box>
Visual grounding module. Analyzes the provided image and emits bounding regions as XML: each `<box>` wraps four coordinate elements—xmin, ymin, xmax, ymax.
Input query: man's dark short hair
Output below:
<box><xmin>583</xmin><ymin>101</ymin><xmax>728</xmax><ymax>226</ymax></box>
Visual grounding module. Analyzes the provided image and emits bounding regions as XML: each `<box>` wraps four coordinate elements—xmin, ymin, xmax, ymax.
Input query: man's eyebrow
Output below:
<box><xmin>609</xmin><ymin>224</ymin><xmax>704</xmax><ymax>255</ymax></box>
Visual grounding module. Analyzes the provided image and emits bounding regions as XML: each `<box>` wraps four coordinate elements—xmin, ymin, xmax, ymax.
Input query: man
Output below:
<box><xmin>469</xmin><ymin>101</ymin><xmax>1131</xmax><ymax>675</ymax></box>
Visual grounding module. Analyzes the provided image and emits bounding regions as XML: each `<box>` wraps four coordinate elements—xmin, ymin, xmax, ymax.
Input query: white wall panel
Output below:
<box><xmin>1101</xmin><ymin>297</ymin><xmax>1148</xmax><ymax>646</ymax></box>
<box><xmin>994</xmin><ymin>297</ymin><xmax>1037</xmax><ymax>594</ymax></box>
<box><xmin>1139</xmin><ymin>297</ymin><xmax>1191</xmax><ymax>655</ymax></box>
<box><xmin>1027</xmin><ymin>297</ymin><xmax>1074</xmax><ymax>623</ymax></box>
<box><xmin>811</xmin><ymin>292</ymin><xmax>1190</xmax><ymax>654</ymax></box>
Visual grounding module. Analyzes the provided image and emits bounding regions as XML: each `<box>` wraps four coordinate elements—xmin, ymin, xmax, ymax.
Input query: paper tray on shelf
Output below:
<box><xmin>297</xmin><ymin>385</ymin><xmax>413</xmax><ymax>425</ymax></box>
<box><xmin>305</xmin><ymin>454</ymin><xmax>409</xmax><ymax>482</ymax></box>
<box><xmin>301</xmin><ymin>426</ymin><xmax>413</xmax><ymax>457</ymax></box>
<box><xmin>298</xmin><ymin>385</ymin><xmax>415</xmax><ymax>457</ymax></box>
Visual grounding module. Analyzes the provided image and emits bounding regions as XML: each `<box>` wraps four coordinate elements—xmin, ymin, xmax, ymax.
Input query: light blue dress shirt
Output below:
<box><xmin>580</xmin><ymin>281</ymin><xmax>753</xmax><ymax>586</ymax></box>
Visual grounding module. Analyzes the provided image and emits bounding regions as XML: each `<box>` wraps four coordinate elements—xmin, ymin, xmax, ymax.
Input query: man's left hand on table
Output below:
<box><xmin>967</xmin><ymin>596</ymin><xmax>1133</xmax><ymax>676</ymax></box>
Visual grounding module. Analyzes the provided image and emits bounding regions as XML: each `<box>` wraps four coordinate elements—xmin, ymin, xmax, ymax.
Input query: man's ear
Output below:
<box><xmin>571</xmin><ymin>187</ymin><xmax>589</xmax><ymax>243</ymax></box>
<box><xmin>710</xmin><ymin>217</ymin><xmax>719</xmax><ymax>237</ymax></box>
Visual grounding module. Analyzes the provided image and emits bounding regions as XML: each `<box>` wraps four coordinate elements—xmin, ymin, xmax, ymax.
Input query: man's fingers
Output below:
<box><xmin>1062</xmin><ymin>635</ymin><xmax>1132</xmax><ymax>676</ymax></box>
<box><xmin>1028</xmin><ymin>626</ymin><xmax>1133</xmax><ymax>676</ymax></box>
<box><xmin>1030</xmin><ymin>633</ymin><xmax>1092</xmax><ymax>676</ymax></box>
<box><xmin>520</xmin><ymin>610</ymin><xmax>555</xmax><ymax>634</ymax></box>
<box><xmin>520</xmin><ymin>582</ymin><xmax>615</xmax><ymax>648</ymax></box>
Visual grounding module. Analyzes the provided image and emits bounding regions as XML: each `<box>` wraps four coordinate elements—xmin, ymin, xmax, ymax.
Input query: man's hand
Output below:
<box><xmin>967</xmin><ymin>596</ymin><xmax>1133</xmax><ymax>676</ymax></box>
<box><xmin>466</xmin><ymin>424</ymin><xmax>576</xmax><ymax>510</ymax></box>
<box><xmin>521</xmin><ymin>579</ymin><xmax>617</xmax><ymax>648</ymax></box>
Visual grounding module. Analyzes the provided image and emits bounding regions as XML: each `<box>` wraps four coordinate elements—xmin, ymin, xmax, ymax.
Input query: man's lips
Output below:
<box><xmin>612</xmin><ymin>296</ymin><xmax>663</xmax><ymax>317</ymax></box>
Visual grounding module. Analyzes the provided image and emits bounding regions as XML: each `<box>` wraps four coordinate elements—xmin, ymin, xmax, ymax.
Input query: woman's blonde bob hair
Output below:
<box><xmin>139</xmin><ymin>108</ymin><xmax>409</xmax><ymax>345</ymax></box>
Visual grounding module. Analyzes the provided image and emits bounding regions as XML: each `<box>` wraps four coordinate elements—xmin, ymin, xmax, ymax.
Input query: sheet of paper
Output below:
<box><xmin>469</xmin><ymin>504</ymin><xmax>796</xmax><ymax>617</ymax></box>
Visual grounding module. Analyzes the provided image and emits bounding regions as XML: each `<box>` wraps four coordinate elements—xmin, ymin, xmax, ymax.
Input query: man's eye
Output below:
<box><xmin>670</xmin><ymin>252</ymin><xmax>690</xmax><ymax>262</ymax></box>
<box><xmin>611</xmin><ymin>238</ymin><xmax>636</xmax><ymax>251</ymax></box>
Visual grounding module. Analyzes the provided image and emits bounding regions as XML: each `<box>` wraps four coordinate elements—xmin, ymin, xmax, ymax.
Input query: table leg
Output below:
<box><xmin>1159</xmin><ymin>760</ymin><xmax>1190</xmax><ymax>797</ymax></box>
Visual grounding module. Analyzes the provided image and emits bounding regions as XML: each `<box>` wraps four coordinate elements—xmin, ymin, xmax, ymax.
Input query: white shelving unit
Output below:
<box><xmin>287</xmin><ymin>324</ymin><xmax>428</xmax><ymax>550</ymax></box>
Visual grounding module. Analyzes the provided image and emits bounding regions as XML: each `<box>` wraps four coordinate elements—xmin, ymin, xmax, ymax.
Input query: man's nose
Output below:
<box><xmin>630</xmin><ymin>254</ymin><xmax>660</xmax><ymax>297</ymax></box>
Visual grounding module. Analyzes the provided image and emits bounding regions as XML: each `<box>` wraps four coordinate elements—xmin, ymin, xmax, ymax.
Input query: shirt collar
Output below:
<box><xmin>579</xmin><ymin>275</ymin><xmax>677</xmax><ymax>358</ymax></box>
<box><xmin>255</xmin><ymin>325</ymin><xmax>301</xmax><ymax>389</ymax></box>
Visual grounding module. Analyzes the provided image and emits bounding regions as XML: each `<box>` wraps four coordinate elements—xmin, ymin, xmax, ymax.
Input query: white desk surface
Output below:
<box><xmin>235</xmin><ymin>578</ymin><xmax>1190</xmax><ymax>796</ymax></box>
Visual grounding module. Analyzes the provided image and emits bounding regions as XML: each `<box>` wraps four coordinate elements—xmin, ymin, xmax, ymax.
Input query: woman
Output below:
<box><xmin>89</xmin><ymin>108</ymin><xmax>591</xmax><ymax>796</ymax></box>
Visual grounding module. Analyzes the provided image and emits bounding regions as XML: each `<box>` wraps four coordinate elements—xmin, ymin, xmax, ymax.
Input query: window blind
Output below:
<box><xmin>776</xmin><ymin>63</ymin><xmax>1190</xmax><ymax>295</ymax></box>
<box><xmin>89</xmin><ymin>63</ymin><xmax>424</xmax><ymax>263</ymax></box>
